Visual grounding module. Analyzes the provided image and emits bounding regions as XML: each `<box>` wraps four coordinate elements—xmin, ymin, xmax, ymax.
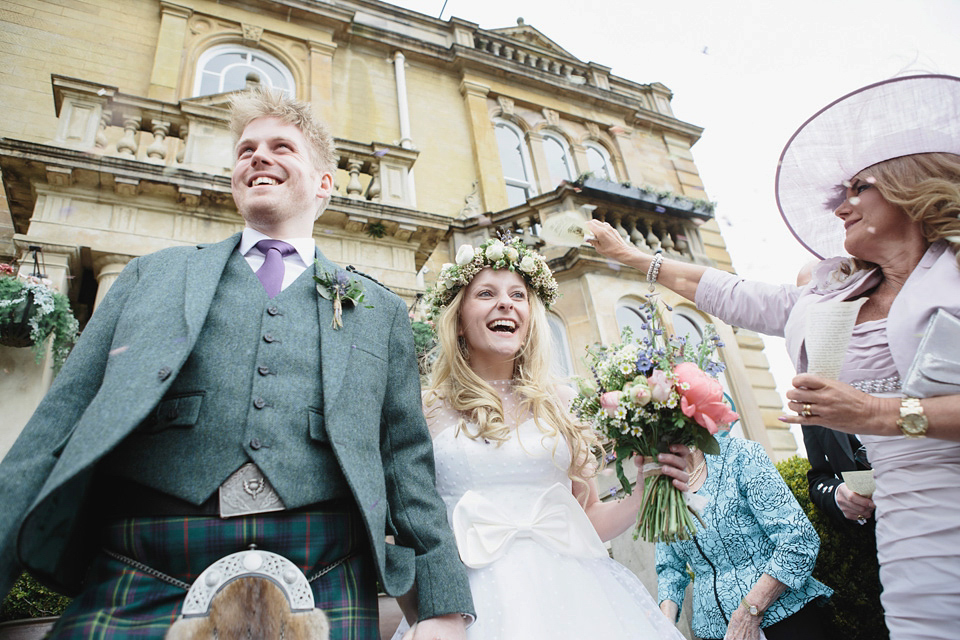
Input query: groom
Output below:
<box><xmin>0</xmin><ymin>89</ymin><xmax>472</xmax><ymax>639</ymax></box>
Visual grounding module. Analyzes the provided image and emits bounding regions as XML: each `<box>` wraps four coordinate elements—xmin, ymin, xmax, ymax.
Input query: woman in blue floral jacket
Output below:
<box><xmin>655</xmin><ymin>434</ymin><xmax>832</xmax><ymax>640</ymax></box>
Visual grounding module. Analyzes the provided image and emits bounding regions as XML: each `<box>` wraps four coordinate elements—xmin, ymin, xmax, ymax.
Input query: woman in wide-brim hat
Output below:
<box><xmin>586</xmin><ymin>74</ymin><xmax>960</xmax><ymax>639</ymax></box>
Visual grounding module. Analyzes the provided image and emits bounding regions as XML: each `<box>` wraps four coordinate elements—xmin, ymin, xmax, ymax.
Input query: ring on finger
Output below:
<box><xmin>801</xmin><ymin>402</ymin><xmax>813</xmax><ymax>418</ymax></box>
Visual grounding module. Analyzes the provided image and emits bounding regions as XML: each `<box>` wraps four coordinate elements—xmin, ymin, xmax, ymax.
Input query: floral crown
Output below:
<box><xmin>423</xmin><ymin>235</ymin><xmax>559</xmax><ymax>321</ymax></box>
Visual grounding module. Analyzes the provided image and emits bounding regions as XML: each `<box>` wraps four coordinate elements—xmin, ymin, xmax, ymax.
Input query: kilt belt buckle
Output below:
<box><xmin>218</xmin><ymin>462</ymin><xmax>286</xmax><ymax>518</ymax></box>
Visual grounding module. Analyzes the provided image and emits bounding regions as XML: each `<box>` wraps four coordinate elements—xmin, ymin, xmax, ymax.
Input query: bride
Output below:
<box><xmin>395</xmin><ymin>236</ymin><xmax>689</xmax><ymax>639</ymax></box>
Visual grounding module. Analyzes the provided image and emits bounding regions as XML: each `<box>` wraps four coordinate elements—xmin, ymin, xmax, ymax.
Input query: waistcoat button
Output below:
<box><xmin>250</xmin><ymin>437</ymin><xmax>262</xmax><ymax>450</ymax></box>
<box><xmin>253</xmin><ymin>397</ymin><xmax>266</xmax><ymax>409</ymax></box>
<box><xmin>258</xmin><ymin>365</ymin><xmax>270</xmax><ymax>376</ymax></box>
<box><xmin>158</xmin><ymin>366</ymin><xmax>172</xmax><ymax>381</ymax></box>
<box><xmin>267</xmin><ymin>305</ymin><xmax>280</xmax><ymax>316</ymax></box>
<box><xmin>263</xmin><ymin>334</ymin><xmax>275</xmax><ymax>343</ymax></box>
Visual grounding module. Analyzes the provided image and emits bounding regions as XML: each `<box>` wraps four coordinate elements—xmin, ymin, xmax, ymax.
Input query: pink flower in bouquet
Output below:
<box><xmin>673</xmin><ymin>362</ymin><xmax>738</xmax><ymax>434</ymax></box>
<box><xmin>647</xmin><ymin>369</ymin><xmax>672</xmax><ymax>403</ymax></box>
<box><xmin>599</xmin><ymin>390</ymin><xmax>622</xmax><ymax>417</ymax></box>
<box><xmin>624</xmin><ymin>380</ymin><xmax>652</xmax><ymax>406</ymax></box>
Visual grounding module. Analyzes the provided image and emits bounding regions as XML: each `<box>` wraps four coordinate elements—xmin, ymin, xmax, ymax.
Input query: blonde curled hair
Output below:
<box><xmin>856</xmin><ymin>152</ymin><xmax>960</xmax><ymax>266</ymax></box>
<box><xmin>229</xmin><ymin>87</ymin><xmax>336</xmax><ymax>175</ymax></box>
<box><xmin>424</xmin><ymin>277</ymin><xmax>598</xmax><ymax>489</ymax></box>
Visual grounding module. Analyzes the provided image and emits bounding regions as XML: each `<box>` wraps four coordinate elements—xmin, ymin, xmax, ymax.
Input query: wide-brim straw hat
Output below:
<box><xmin>775</xmin><ymin>74</ymin><xmax>960</xmax><ymax>259</ymax></box>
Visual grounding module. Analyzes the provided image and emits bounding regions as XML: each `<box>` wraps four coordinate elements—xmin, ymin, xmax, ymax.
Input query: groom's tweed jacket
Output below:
<box><xmin>101</xmin><ymin>250</ymin><xmax>348</xmax><ymax>506</ymax></box>
<box><xmin>0</xmin><ymin>232</ymin><xmax>473</xmax><ymax>621</ymax></box>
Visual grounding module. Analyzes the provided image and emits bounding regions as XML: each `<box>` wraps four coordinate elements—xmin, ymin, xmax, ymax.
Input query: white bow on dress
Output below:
<box><xmin>452</xmin><ymin>482</ymin><xmax>608</xmax><ymax>568</ymax></box>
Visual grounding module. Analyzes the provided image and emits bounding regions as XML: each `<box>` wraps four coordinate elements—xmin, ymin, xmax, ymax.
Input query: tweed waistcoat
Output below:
<box><xmin>102</xmin><ymin>250</ymin><xmax>348</xmax><ymax>506</ymax></box>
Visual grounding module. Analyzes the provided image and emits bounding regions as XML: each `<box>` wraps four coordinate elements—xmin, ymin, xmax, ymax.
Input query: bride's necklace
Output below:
<box><xmin>688</xmin><ymin>452</ymin><xmax>707</xmax><ymax>486</ymax></box>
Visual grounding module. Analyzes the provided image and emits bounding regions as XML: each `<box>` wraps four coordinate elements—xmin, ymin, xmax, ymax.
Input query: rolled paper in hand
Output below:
<box><xmin>805</xmin><ymin>299</ymin><xmax>866</xmax><ymax>379</ymax></box>
<box><xmin>842</xmin><ymin>470</ymin><xmax>876</xmax><ymax>497</ymax></box>
<box><xmin>541</xmin><ymin>211</ymin><xmax>590</xmax><ymax>247</ymax></box>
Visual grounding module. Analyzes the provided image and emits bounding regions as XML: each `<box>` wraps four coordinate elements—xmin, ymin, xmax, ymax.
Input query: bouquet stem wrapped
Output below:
<box><xmin>572</xmin><ymin>295</ymin><xmax>738</xmax><ymax>543</ymax></box>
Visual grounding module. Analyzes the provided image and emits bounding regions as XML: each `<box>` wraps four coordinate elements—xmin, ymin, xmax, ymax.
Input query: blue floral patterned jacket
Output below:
<box><xmin>656</xmin><ymin>436</ymin><xmax>832</xmax><ymax>639</ymax></box>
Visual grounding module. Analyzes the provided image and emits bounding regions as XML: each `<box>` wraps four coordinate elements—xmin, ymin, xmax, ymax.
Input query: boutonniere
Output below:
<box><xmin>314</xmin><ymin>266</ymin><xmax>368</xmax><ymax>329</ymax></box>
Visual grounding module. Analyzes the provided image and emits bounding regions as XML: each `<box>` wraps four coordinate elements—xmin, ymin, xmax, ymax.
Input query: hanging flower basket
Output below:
<box><xmin>0</xmin><ymin>288</ymin><xmax>36</xmax><ymax>348</ymax></box>
<box><xmin>0</xmin><ymin>263</ymin><xmax>79</xmax><ymax>374</ymax></box>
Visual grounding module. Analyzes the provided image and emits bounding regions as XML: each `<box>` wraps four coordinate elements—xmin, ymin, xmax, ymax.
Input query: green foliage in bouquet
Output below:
<box><xmin>776</xmin><ymin>456</ymin><xmax>888</xmax><ymax>640</ymax></box>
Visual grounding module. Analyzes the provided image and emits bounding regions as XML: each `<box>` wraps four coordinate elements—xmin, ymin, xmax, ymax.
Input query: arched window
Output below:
<box><xmin>193</xmin><ymin>45</ymin><xmax>295</xmax><ymax>97</ymax></box>
<box><xmin>547</xmin><ymin>313</ymin><xmax>574</xmax><ymax>379</ymax></box>
<box><xmin>615</xmin><ymin>301</ymin><xmax>648</xmax><ymax>339</ymax></box>
<box><xmin>543</xmin><ymin>132</ymin><xmax>574</xmax><ymax>188</ymax></box>
<box><xmin>585</xmin><ymin>142</ymin><xmax>613</xmax><ymax>181</ymax></box>
<box><xmin>494</xmin><ymin>120</ymin><xmax>536</xmax><ymax>207</ymax></box>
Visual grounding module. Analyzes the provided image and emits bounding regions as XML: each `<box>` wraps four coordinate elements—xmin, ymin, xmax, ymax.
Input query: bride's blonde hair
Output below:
<box><xmin>424</xmin><ymin>277</ymin><xmax>598</xmax><ymax>488</ymax></box>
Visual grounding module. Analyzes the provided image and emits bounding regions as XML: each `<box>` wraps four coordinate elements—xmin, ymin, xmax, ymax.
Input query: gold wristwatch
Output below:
<box><xmin>897</xmin><ymin>397</ymin><xmax>928</xmax><ymax>438</ymax></box>
<box><xmin>741</xmin><ymin>597</ymin><xmax>761</xmax><ymax>617</ymax></box>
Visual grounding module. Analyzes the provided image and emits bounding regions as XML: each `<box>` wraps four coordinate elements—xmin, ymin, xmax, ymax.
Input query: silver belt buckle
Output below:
<box><xmin>218</xmin><ymin>462</ymin><xmax>286</xmax><ymax>518</ymax></box>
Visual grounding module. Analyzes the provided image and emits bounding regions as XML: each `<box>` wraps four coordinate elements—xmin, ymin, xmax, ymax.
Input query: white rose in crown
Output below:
<box><xmin>455</xmin><ymin>246</ymin><xmax>474</xmax><ymax>266</ymax></box>
<box><xmin>485</xmin><ymin>241</ymin><xmax>505</xmax><ymax>261</ymax></box>
<box><xmin>504</xmin><ymin>246</ymin><xmax>520</xmax><ymax>262</ymax></box>
<box><xmin>519</xmin><ymin>255</ymin><xmax>537</xmax><ymax>273</ymax></box>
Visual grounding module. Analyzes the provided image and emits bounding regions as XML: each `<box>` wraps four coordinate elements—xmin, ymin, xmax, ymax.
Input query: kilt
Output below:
<box><xmin>48</xmin><ymin>506</ymin><xmax>379</xmax><ymax>639</ymax></box>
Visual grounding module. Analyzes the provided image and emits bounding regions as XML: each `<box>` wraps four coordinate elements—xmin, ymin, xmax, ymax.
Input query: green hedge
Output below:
<box><xmin>775</xmin><ymin>455</ymin><xmax>888</xmax><ymax>640</ymax></box>
<box><xmin>1</xmin><ymin>572</ymin><xmax>70</xmax><ymax>622</ymax></box>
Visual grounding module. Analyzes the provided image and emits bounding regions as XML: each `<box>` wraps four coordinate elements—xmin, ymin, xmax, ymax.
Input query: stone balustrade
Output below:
<box><xmin>50</xmin><ymin>75</ymin><xmax>419</xmax><ymax>208</ymax></box>
<box><xmin>472</xmin><ymin>34</ymin><xmax>593</xmax><ymax>87</ymax></box>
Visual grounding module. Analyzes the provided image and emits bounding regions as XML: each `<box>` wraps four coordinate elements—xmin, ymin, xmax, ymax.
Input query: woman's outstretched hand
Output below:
<box><xmin>584</xmin><ymin>219</ymin><xmax>644</xmax><ymax>266</ymax></box>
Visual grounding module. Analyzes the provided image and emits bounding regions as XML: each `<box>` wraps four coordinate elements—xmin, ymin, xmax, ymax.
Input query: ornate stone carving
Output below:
<box><xmin>497</xmin><ymin>96</ymin><xmax>515</xmax><ymax>117</ymax></box>
<box><xmin>242</xmin><ymin>23</ymin><xmax>264</xmax><ymax>44</ymax></box>
<box><xmin>459</xmin><ymin>181</ymin><xmax>481</xmax><ymax>218</ymax></box>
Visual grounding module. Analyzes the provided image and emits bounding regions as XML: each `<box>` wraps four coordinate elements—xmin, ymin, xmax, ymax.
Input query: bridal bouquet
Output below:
<box><xmin>571</xmin><ymin>296</ymin><xmax>737</xmax><ymax>543</ymax></box>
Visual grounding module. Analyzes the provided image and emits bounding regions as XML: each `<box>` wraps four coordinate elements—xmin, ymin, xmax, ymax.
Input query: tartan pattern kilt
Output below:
<box><xmin>47</xmin><ymin>506</ymin><xmax>379</xmax><ymax>640</ymax></box>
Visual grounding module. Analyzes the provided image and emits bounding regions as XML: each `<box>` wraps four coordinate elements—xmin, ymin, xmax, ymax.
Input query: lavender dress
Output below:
<box><xmin>696</xmin><ymin>263</ymin><xmax>960</xmax><ymax>640</ymax></box>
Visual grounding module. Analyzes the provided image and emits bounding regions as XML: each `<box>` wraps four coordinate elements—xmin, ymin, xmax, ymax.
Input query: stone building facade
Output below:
<box><xmin>0</xmin><ymin>0</ymin><xmax>793</xmax><ymax>633</ymax></box>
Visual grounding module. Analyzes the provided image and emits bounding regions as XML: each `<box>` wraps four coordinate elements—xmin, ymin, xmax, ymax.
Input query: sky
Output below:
<box><xmin>393</xmin><ymin>0</ymin><xmax>960</xmax><ymax>453</ymax></box>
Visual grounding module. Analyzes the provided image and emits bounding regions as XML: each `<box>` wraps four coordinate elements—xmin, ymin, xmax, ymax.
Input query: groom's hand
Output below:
<box><xmin>412</xmin><ymin>613</ymin><xmax>467</xmax><ymax>640</ymax></box>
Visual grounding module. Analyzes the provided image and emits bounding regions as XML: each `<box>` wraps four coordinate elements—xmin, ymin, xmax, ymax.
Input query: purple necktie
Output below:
<box><xmin>255</xmin><ymin>239</ymin><xmax>296</xmax><ymax>298</ymax></box>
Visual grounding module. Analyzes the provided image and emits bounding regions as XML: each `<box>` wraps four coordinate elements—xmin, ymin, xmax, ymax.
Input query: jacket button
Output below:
<box><xmin>253</xmin><ymin>397</ymin><xmax>266</xmax><ymax>409</ymax></box>
<box><xmin>250</xmin><ymin>437</ymin><xmax>262</xmax><ymax>450</ymax></box>
<box><xmin>263</xmin><ymin>333</ymin><xmax>275</xmax><ymax>343</ymax></box>
<box><xmin>267</xmin><ymin>305</ymin><xmax>280</xmax><ymax>316</ymax></box>
<box><xmin>158</xmin><ymin>366</ymin><xmax>172</xmax><ymax>381</ymax></box>
<box><xmin>258</xmin><ymin>365</ymin><xmax>270</xmax><ymax>376</ymax></box>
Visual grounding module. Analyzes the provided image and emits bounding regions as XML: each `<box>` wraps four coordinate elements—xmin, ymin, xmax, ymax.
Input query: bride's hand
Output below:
<box><xmin>655</xmin><ymin>445</ymin><xmax>692</xmax><ymax>492</ymax></box>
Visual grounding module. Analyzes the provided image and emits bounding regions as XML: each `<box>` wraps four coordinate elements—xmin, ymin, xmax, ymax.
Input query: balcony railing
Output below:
<box><xmin>50</xmin><ymin>75</ymin><xmax>419</xmax><ymax>208</ymax></box>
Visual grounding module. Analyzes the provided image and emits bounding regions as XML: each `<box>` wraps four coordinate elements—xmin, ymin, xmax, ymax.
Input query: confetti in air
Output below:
<box><xmin>109</xmin><ymin>345</ymin><xmax>129</xmax><ymax>356</ymax></box>
<box><xmin>372</xmin><ymin>149</ymin><xmax>388</xmax><ymax>157</ymax></box>
<box><xmin>849</xmin><ymin>197</ymin><xmax>861</xmax><ymax>205</ymax></box>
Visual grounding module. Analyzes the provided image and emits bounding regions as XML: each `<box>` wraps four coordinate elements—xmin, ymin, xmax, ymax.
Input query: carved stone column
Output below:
<box><xmin>93</xmin><ymin>254</ymin><xmax>132</xmax><ymax>310</ymax></box>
